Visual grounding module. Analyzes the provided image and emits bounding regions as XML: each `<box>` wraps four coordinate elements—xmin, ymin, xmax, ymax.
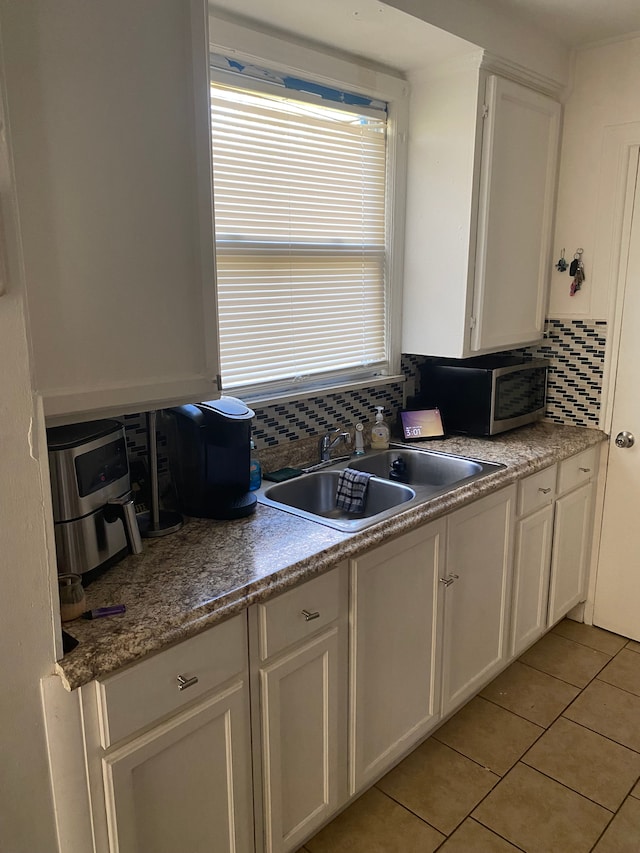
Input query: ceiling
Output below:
<box><xmin>484</xmin><ymin>0</ymin><xmax>640</xmax><ymax>47</ymax></box>
<box><xmin>210</xmin><ymin>0</ymin><xmax>640</xmax><ymax>77</ymax></box>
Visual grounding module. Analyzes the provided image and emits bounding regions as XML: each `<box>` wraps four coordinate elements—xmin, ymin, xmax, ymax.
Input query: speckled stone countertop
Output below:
<box><xmin>57</xmin><ymin>422</ymin><xmax>606</xmax><ymax>691</ymax></box>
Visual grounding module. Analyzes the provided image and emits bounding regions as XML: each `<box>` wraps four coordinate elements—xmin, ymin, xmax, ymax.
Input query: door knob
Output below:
<box><xmin>615</xmin><ymin>431</ymin><xmax>635</xmax><ymax>449</ymax></box>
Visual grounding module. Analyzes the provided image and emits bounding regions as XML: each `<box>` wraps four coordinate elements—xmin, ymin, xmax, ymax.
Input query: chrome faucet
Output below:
<box><xmin>319</xmin><ymin>428</ymin><xmax>351</xmax><ymax>462</ymax></box>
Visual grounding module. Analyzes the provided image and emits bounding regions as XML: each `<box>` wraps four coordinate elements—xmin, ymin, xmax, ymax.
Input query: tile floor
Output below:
<box><xmin>299</xmin><ymin>619</ymin><xmax>640</xmax><ymax>853</ymax></box>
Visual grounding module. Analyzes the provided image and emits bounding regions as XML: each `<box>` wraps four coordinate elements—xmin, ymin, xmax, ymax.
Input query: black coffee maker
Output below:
<box><xmin>163</xmin><ymin>397</ymin><xmax>257</xmax><ymax>520</ymax></box>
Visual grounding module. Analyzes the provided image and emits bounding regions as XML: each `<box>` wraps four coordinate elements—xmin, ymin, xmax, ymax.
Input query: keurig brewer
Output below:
<box><xmin>163</xmin><ymin>397</ymin><xmax>257</xmax><ymax>520</ymax></box>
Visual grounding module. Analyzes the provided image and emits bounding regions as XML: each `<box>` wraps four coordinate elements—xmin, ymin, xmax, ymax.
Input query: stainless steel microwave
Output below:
<box><xmin>418</xmin><ymin>356</ymin><xmax>549</xmax><ymax>436</ymax></box>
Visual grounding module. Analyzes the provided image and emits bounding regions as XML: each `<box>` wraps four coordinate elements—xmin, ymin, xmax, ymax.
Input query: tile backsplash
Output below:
<box><xmin>123</xmin><ymin>319</ymin><xmax>606</xmax><ymax>484</ymax></box>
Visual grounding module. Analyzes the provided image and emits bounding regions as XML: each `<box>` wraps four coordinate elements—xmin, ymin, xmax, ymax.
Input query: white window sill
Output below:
<box><xmin>233</xmin><ymin>374</ymin><xmax>406</xmax><ymax>409</ymax></box>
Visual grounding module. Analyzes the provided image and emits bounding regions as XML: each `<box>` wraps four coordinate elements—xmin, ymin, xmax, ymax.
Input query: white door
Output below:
<box><xmin>549</xmin><ymin>483</ymin><xmax>593</xmax><ymax>625</ymax></box>
<box><xmin>103</xmin><ymin>681</ymin><xmax>254</xmax><ymax>853</ymax></box>
<box><xmin>471</xmin><ymin>76</ymin><xmax>560</xmax><ymax>352</ymax></box>
<box><xmin>349</xmin><ymin>521</ymin><xmax>445</xmax><ymax>795</ymax></box>
<box><xmin>441</xmin><ymin>486</ymin><xmax>515</xmax><ymax>717</ymax></box>
<box><xmin>594</xmin><ymin>150</ymin><xmax>640</xmax><ymax>640</ymax></box>
<box><xmin>259</xmin><ymin>628</ymin><xmax>342</xmax><ymax>853</ymax></box>
<box><xmin>511</xmin><ymin>504</ymin><xmax>554</xmax><ymax>657</ymax></box>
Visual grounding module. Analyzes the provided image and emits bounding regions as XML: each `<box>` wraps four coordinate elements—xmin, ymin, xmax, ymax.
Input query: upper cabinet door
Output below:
<box><xmin>1</xmin><ymin>1</ymin><xmax>219</xmax><ymax>421</ymax></box>
<box><xmin>471</xmin><ymin>76</ymin><xmax>561</xmax><ymax>353</ymax></box>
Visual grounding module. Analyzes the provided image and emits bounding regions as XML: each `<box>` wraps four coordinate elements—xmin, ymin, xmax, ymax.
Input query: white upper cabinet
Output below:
<box><xmin>402</xmin><ymin>65</ymin><xmax>561</xmax><ymax>358</ymax></box>
<box><xmin>1</xmin><ymin>1</ymin><xmax>219</xmax><ymax>421</ymax></box>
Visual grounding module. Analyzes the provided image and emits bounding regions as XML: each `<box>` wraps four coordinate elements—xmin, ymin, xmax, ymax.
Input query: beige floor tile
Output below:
<box><xmin>473</xmin><ymin>763</ymin><xmax>612</xmax><ymax>853</ymax></box>
<box><xmin>564</xmin><ymin>679</ymin><xmax>640</xmax><ymax>752</ymax></box>
<box><xmin>599</xmin><ymin>648</ymin><xmax>640</xmax><ymax>697</ymax></box>
<box><xmin>438</xmin><ymin>818</ymin><xmax>522</xmax><ymax>852</ymax></box>
<box><xmin>626</xmin><ymin>639</ymin><xmax>640</xmax><ymax>654</ymax></box>
<box><xmin>305</xmin><ymin>787</ymin><xmax>444</xmax><ymax>853</ymax></box>
<box><xmin>631</xmin><ymin>780</ymin><xmax>640</xmax><ymax>799</ymax></box>
<box><xmin>552</xmin><ymin>618</ymin><xmax>627</xmax><ymax>655</ymax></box>
<box><xmin>377</xmin><ymin>738</ymin><xmax>499</xmax><ymax>835</ymax></box>
<box><xmin>480</xmin><ymin>661</ymin><xmax>579</xmax><ymax>727</ymax></box>
<box><xmin>519</xmin><ymin>632</ymin><xmax>610</xmax><ymax>687</ymax></box>
<box><xmin>522</xmin><ymin>717</ymin><xmax>640</xmax><ymax>811</ymax></box>
<box><xmin>433</xmin><ymin>696</ymin><xmax>543</xmax><ymax>776</ymax></box>
<box><xmin>592</xmin><ymin>796</ymin><xmax>640</xmax><ymax>853</ymax></box>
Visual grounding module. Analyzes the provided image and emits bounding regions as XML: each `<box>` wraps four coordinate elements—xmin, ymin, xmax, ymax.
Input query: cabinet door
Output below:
<box><xmin>548</xmin><ymin>482</ymin><xmax>593</xmax><ymax>625</ymax></box>
<box><xmin>471</xmin><ymin>76</ymin><xmax>560</xmax><ymax>352</ymax></box>
<box><xmin>511</xmin><ymin>505</ymin><xmax>554</xmax><ymax>657</ymax></box>
<box><xmin>349</xmin><ymin>521</ymin><xmax>445</xmax><ymax>795</ymax></box>
<box><xmin>1</xmin><ymin>1</ymin><xmax>219</xmax><ymax>420</ymax></box>
<box><xmin>259</xmin><ymin>628</ymin><xmax>343</xmax><ymax>853</ymax></box>
<box><xmin>441</xmin><ymin>486</ymin><xmax>515</xmax><ymax>717</ymax></box>
<box><xmin>102</xmin><ymin>680</ymin><xmax>253</xmax><ymax>853</ymax></box>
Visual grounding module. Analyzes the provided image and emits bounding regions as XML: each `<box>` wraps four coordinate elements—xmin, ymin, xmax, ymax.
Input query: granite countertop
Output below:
<box><xmin>57</xmin><ymin>422</ymin><xmax>606</xmax><ymax>691</ymax></box>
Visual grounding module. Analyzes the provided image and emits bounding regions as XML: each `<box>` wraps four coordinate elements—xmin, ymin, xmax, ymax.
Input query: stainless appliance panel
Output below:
<box><xmin>54</xmin><ymin>505</ymin><xmax>128</xmax><ymax>575</ymax></box>
<box><xmin>48</xmin><ymin>428</ymin><xmax>130</xmax><ymax>521</ymax></box>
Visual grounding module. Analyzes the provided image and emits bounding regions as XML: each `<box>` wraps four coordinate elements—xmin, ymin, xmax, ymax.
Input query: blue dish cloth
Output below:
<box><xmin>335</xmin><ymin>468</ymin><xmax>373</xmax><ymax>514</ymax></box>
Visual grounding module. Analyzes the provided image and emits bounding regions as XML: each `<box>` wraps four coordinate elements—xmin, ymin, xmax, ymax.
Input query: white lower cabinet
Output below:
<box><xmin>511</xmin><ymin>448</ymin><xmax>598</xmax><ymax>654</ymax></box>
<box><xmin>511</xmin><ymin>504</ymin><xmax>555</xmax><ymax>656</ymax></box>
<box><xmin>93</xmin><ymin>612</ymin><xmax>254</xmax><ymax>853</ymax></box>
<box><xmin>440</xmin><ymin>486</ymin><xmax>516</xmax><ymax>717</ymax></box>
<box><xmin>548</xmin><ymin>481</ymin><xmax>594</xmax><ymax>624</ymax></box>
<box><xmin>349</xmin><ymin>521</ymin><xmax>445</xmax><ymax>795</ymax></box>
<box><xmin>67</xmin><ymin>449</ymin><xmax>602</xmax><ymax>853</ymax></box>
<box><xmin>511</xmin><ymin>465</ymin><xmax>557</xmax><ymax>657</ymax></box>
<box><xmin>102</xmin><ymin>682</ymin><xmax>253</xmax><ymax>853</ymax></box>
<box><xmin>249</xmin><ymin>565</ymin><xmax>348</xmax><ymax>853</ymax></box>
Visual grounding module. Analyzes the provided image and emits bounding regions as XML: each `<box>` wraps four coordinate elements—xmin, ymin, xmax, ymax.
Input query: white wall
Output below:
<box><xmin>0</xmin><ymin>14</ymin><xmax>59</xmax><ymax>850</ymax></box>
<box><xmin>549</xmin><ymin>36</ymin><xmax>640</xmax><ymax>319</ymax></box>
<box><xmin>0</xmin><ymin>289</ymin><xmax>58</xmax><ymax>850</ymax></box>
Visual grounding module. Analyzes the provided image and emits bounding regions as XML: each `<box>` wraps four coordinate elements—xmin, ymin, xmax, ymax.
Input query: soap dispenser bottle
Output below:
<box><xmin>371</xmin><ymin>406</ymin><xmax>390</xmax><ymax>450</ymax></box>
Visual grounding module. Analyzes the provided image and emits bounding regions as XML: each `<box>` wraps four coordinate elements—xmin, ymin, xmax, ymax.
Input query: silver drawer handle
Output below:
<box><xmin>301</xmin><ymin>609</ymin><xmax>320</xmax><ymax>621</ymax></box>
<box><xmin>177</xmin><ymin>674</ymin><xmax>199</xmax><ymax>691</ymax></box>
<box><xmin>439</xmin><ymin>574</ymin><xmax>459</xmax><ymax>587</ymax></box>
<box><xmin>538</xmin><ymin>487</ymin><xmax>551</xmax><ymax>494</ymax></box>
<box><xmin>579</xmin><ymin>467</ymin><xmax>591</xmax><ymax>473</ymax></box>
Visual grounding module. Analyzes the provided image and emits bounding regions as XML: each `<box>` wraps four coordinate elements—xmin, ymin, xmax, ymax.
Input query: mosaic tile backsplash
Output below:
<box><xmin>524</xmin><ymin>319</ymin><xmax>607</xmax><ymax>429</ymax></box>
<box><xmin>122</xmin><ymin>320</ymin><xmax>607</xmax><ymax>484</ymax></box>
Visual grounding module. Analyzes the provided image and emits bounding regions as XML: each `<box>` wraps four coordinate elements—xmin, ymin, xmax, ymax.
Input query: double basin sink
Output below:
<box><xmin>258</xmin><ymin>446</ymin><xmax>504</xmax><ymax>532</ymax></box>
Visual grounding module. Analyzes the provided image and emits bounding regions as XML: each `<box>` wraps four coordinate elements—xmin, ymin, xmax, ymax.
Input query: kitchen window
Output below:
<box><xmin>210</xmin><ymin>59</ymin><xmax>402</xmax><ymax>399</ymax></box>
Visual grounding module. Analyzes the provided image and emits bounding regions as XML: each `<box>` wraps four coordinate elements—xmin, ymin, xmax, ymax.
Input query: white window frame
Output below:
<box><xmin>209</xmin><ymin>15</ymin><xmax>409</xmax><ymax>405</ymax></box>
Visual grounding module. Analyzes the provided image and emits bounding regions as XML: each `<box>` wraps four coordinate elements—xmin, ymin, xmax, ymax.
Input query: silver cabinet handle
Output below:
<box><xmin>538</xmin><ymin>487</ymin><xmax>551</xmax><ymax>494</ymax></box>
<box><xmin>177</xmin><ymin>674</ymin><xmax>199</xmax><ymax>691</ymax></box>
<box><xmin>301</xmin><ymin>609</ymin><xmax>320</xmax><ymax>621</ymax></box>
<box><xmin>579</xmin><ymin>467</ymin><xmax>591</xmax><ymax>473</ymax></box>
<box><xmin>439</xmin><ymin>574</ymin><xmax>459</xmax><ymax>587</ymax></box>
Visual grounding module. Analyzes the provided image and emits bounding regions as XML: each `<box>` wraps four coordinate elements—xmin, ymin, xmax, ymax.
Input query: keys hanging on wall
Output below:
<box><xmin>569</xmin><ymin>249</ymin><xmax>585</xmax><ymax>296</ymax></box>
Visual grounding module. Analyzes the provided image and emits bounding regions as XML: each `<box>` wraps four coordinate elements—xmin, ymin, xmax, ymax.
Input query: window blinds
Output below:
<box><xmin>210</xmin><ymin>79</ymin><xmax>388</xmax><ymax>391</ymax></box>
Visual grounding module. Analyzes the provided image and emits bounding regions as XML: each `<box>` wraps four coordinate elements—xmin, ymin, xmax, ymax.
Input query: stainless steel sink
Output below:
<box><xmin>258</xmin><ymin>445</ymin><xmax>504</xmax><ymax>533</ymax></box>
<box><xmin>347</xmin><ymin>447</ymin><xmax>490</xmax><ymax>487</ymax></box>
<box><xmin>260</xmin><ymin>470</ymin><xmax>415</xmax><ymax>532</ymax></box>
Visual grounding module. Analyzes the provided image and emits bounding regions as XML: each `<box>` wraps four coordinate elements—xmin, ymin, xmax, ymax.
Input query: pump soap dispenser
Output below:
<box><xmin>371</xmin><ymin>406</ymin><xmax>390</xmax><ymax>450</ymax></box>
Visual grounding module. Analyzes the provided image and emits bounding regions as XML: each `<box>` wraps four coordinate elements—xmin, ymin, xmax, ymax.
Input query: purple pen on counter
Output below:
<box><xmin>82</xmin><ymin>604</ymin><xmax>126</xmax><ymax>620</ymax></box>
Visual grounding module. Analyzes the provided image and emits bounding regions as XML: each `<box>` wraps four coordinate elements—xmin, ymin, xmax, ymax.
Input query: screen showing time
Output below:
<box><xmin>400</xmin><ymin>408</ymin><xmax>444</xmax><ymax>440</ymax></box>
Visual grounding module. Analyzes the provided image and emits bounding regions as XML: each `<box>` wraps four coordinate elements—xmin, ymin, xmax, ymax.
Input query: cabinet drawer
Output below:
<box><xmin>518</xmin><ymin>465</ymin><xmax>556</xmax><ymax>517</ymax></box>
<box><xmin>257</xmin><ymin>566</ymin><xmax>342</xmax><ymax>661</ymax></box>
<box><xmin>97</xmin><ymin>613</ymin><xmax>247</xmax><ymax>748</ymax></box>
<box><xmin>557</xmin><ymin>447</ymin><xmax>598</xmax><ymax>495</ymax></box>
